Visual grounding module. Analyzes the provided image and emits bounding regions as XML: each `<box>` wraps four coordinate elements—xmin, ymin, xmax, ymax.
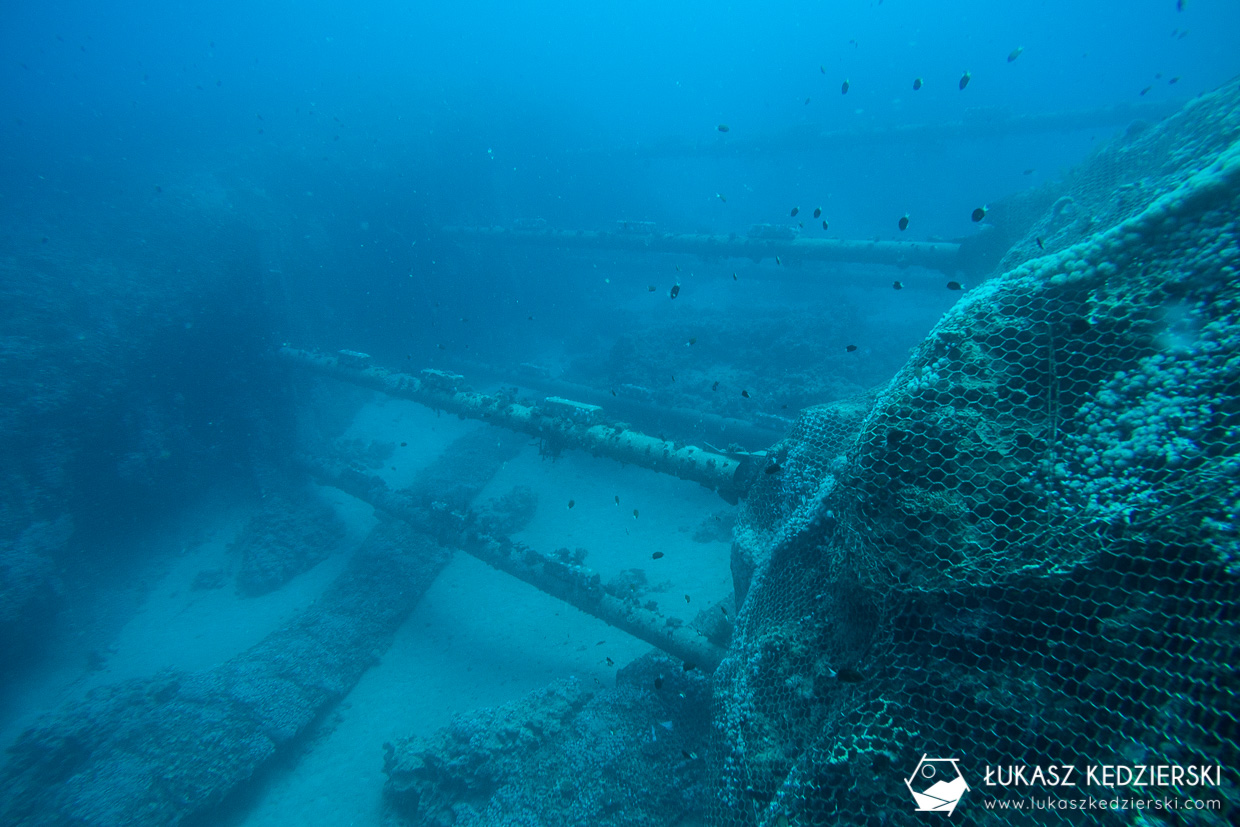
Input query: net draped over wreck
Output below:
<box><xmin>717</xmin><ymin>81</ymin><xmax>1240</xmax><ymax>824</ymax></box>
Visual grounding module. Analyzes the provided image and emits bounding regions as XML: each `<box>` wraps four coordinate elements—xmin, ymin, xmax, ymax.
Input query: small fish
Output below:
<box><xmin>716</xmin><ymin>193</ymin><xmax>727</xmax><ymax>202</ymax></box>
<box><xmin>648</xmin><ymin>285</ymin><xmax>657</xmax><ymax>292</ymax></box>
<box><xmin>655</xmin><ymin>675</ymin><xmax>664</xmax><ymax>689</ymax></box>
<box><xmin>804</xmin><ymin>97</ymin><xmax>811</xmax><ymax>105</ymax></box>
<box><xmin>675</xmin><ymin>264</ymin><xmax>681</xmax><ymax>271</ymax></box>
<box><xmin>712</xmin><ymin>380</ymin><xmax>719</xmax><ymax>391</ymax></box>
<box><xmin>437</xmin><ymin>343</ymin><xmax>446</xmax><ymax>350</ymax></box>
<box><xmin>720</xmin><ymin>606</ymin><xmax>729</xmax><ymax>618</ymax></box>
<box><xmin>813</xmin><ymin>207</ymin><xmax>822</xmax><ymax>218</ymax></box>
<box><xmin>741</xmin><ymin>389</ymin><xmax>751</xmax><ymax>398</ymax></box>
<box><xmin>684</xmin><ymin>594</ymin><xmax>691</xmax><ymax>603</ymax></box>
<box><xmin>835</xmin><ymin>667</ymin><xmax>864</xmax><ymax>683</ymax></box>
<box><xmin>959</xmin><ymin>71</ymin><xmax>971</xmax><ymax>90</ymax></box>
<box><xmin>1023</xmin><ymin>168</ymin><xmax>1035</xmax><ymax>175</ymax></box>
<box><xmin>615</xmin><ymin>495</ymin><xmax>620</xmax><ymax>505</ymax></box>
<box><xmin>567</xmin><ymin>499</ymin><xmax>575</xmax><ymax>509</ymax></box>
<box><xmin>1140</xmin><ymin>86</ymin><xmax>1152</xmax><ymax>96</ymax></box>
<box><xmin>1007</xmin><ymin>46</ymin><xmax>1024</xmax><ymax>63</ymax></box>
<box><xmin>1169</xmin><ymin>76</ymin><xmax>1180</xmax><ymax>84</ymax></box>
<box><xmin>946</xmin><ymin>281</ymin><xmax>964</xmax><ymax>291</ymax></box>
<box><xmin>841</xmin><ymin>78</ymin><xmax>850</xmax><ymax>95</ymax></box>
<box><xmin>528</xmin><ymin>315</ymin><xmax>534</xmax><ymax>320</ymax></box>
<box><xmin>912</xmin><ymin>77</ymin><xmax>923</xmax><ymax>90</ymax></box>
<box><xmin>898</xmin><ymin>214</ymin><xmax>910</xmax><ymax>231</ymax></box>
<box><xmin>670</xmin><ymin>283</ymin><xmax>681</xmax><ymax>299</ymax></box>
<box><xmin>605</xmin><ymin>657</ymin><xmax>614</xmax><ymax>666</ymax></box>
<box><xmin>611</xmin><ymin>389</ymin><xmax>616</xmax><ymax>396</ymax></box>
<box><xmin>683</xmin><ymin>661</ymin><xmax>697</xmax><ymax>672</ymax></box>
<box><xmin>764</xmin><ymin>462</ymin><xmax>782</xmax><ymax>474</ymax></box>
<box><xmin>893</xmin><ymin>281</ymin><xmax>903</xmax><ymax>290</ymax></box>
<box><xmin>775</xmin><ymin>256</ymin><xmax>781</xmax><ymax>265</ymax></box>
<box><xmin>652</xmin><ymin>551</ymin><xmax>664</xmax><ymax>559</ymax></box>
<box><xmin>820</xmin><ymin>65</ymin><xmax>826</xmax><ymax>74</ymax></box>
<box><xmin>682</xmin><ymin>750</ymin><xmax>694</xmax><ymax>759</ymax></box>
<box><xmin>1036</xmin><ymin>237</ymin><xmax>1045</xmax><ymax>250</ymax></box>
<box><xmin>845</xmin><ymin>344</ymin><xmax>858</xmax><ymax>353</ymax></box>
<box><xmin>732</xmin><ymin>272</ymin><xmax>737</xmax><ymax>280</ymax></box>
<box><xmin>790</xmin><ymin>206</ymin><xmax>799</xmax><ymax>217</ymax></box>
<box><xmin>1177</xmin><ymin>0</ymin><xmax>1185</xmax><ymax>10</ymax></box>
<box><xmin>717</xmin><ymin>123</ymin><xmax>730</xmax><ymax>132</ymax></box>
<box><xmin>821</xmin><ymin>219</ymin><xmax>829</xmax><ymax>230</ymax></box>
<box><xmin>400</xmin><ymin>441</ymin><xmax>408</xmax><ymax>447</ymax></box>
<box><xmin>633</xmin><ymin>509</ymin><xmax>639</xmax><ymax>519</ymax></box>
<box><xmin>971</xmin><ymin>206</ymin><xmax>987</xmax><ymax>222</ymax></box>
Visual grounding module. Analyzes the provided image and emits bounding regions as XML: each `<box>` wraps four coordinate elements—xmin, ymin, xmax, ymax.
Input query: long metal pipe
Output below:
<box><xmin>443</xmin><ymin>225</ymin><xmax>961</xmax><ymax>271</ymax></box>
<box><xmin>304</xmin><ymin>457</ymin><xmax>727</xmax><ymax>671</ymax></box>
<box><xmin>279</xmin><ymin>346</ymin><xmax>750</xmax><ymax>502</ymax></box>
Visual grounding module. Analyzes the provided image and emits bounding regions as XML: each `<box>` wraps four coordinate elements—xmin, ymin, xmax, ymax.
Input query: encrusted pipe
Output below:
<box><xmin>305</xmin><ymin>456</ymin><xmax>727</xmax><ymax>672</ymax></box>
<box><xmin>279</xmin><ymin>346</ymin><xmax>747</xmax><ymax>502</ymax></box>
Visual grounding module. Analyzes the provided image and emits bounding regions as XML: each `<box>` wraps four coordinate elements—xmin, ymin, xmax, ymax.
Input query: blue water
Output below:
<box><xmin>1</xmin><ymin>1</ymin><xmax>1238</xmax><ymax>825</ymax></box>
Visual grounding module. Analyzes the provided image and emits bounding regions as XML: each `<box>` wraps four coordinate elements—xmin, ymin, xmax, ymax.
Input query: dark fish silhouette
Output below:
<box><xmin>741</xmin><ymin>390</ymin><xmax>751</xmax><ymax>398</ymax></box>
<box><xmin>652</xmin><ymin>551</ymin><xmax>664</xmax><ymax>559</ymax></box>
<box><xmin>717</xmin><ymin>124</ymin><xmax>730</xmax><ymax>132</ymax></box>
<box><xmin>898</xmin><ymin>215</ymin><xmax>910</xmax><ymax>231</ymax></box>
<box><xmin>893</xmin><ymin>281</ymin><xmax>903</xmax><ymax>290</ymax></box>
<box><xmin>822</xmin><ymin>219</ymin><xmax>829</xmax><ymax>230</ymax></box>
<box><xmin>972</xmin><ymin>206</ymin><xmax>987</xmax><ymax>222</ymax></box>
<box><xmin>959</xmin><ymin>71</ymin><xmax>971</xmax><ymax>90</ymax></box>
<box><xmin>913</xmin><ymin>77</ymin><xmax>923</xmax><ymax>90</ymax></box>
<box><xmin>1008</xmin><ymin>46</ymin><xmax>1024</xmax><ymax>62</ymax></box>
<box><xmin>841</xmin><ymin>79</ymin><xmax>850</xmax><ymax>94</ymax></box>
<box><xmin>845</xmin><ymin>344</ymin><xmax>858</xmax><ymax>352</ymax></box>
<box><xmin>946</xmin><ymin>281</ymin><xmax>964</xmax><ymax>290</ymax></box>
<box><xmin>790</xmin><ymin>206</ymin><xmax>799</xmax><ymax>217</ymax></box>
<box><xmin>813</xmin><ymin>207</ymin><xmax>822</xmax><ymax>218</ymax></box>
<box><xmin>670</xmin><ymin>284</ymin><xmax>681</xmax><ymax>299</ymax></box>
<box><xmin>567</xmin><ymin>499</ymin><xmax>575</xmax><ymax>509</ymax></box>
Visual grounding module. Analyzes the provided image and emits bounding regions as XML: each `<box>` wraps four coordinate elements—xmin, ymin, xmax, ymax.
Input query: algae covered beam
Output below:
<box><xmin>279</xmin><ymin>347</ymin><xmax>747</xmax><ymax>502</ymax></box>
<box><xmin>441</xmin><ymin>224</ymin><xmax>962</xmax><ymax>272</ymax></box>
<box><xmin>304</xmin><ymin>456</ymin><xmax>727</xmax><ymax>672</ymax></box>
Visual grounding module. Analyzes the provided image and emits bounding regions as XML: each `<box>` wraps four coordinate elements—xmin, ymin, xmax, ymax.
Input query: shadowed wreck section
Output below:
<box><xmin>0</xmin><ymin>427</ymin><xmax>522</xmax><ymax>827</ymax></box>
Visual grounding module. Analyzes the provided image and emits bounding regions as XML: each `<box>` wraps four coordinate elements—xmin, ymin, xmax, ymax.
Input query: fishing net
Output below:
<box><xmin>716</xmin><ymin>81</ymin><xmax>1240</xmax><ymax>825</ymax></box>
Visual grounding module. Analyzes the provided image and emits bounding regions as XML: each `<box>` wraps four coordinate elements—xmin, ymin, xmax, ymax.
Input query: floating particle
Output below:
<box><xmin>567</xmin><ymin>499</ymin><xmax>575</xmax><ymax>509</ymax></box>
<box><xmin>972</xmin><ymin>206</ymin><xmax>987</xmax><ymax>222</ymax></box>
<box><xmin>959</xmin><ymin>71</ymin><xmax>971</xmax><ymax>90</ymax></box>
<box><xmin>946</xmin><ymin>281</ymin><xmax>964</xmax><ymax>290</ymax></box>
<box><xmin>893</xmin><ymin>280</ymin><xmax>903</xmax><ymax>290</ymax></box>
<box><xmin>717</xmin><ymin>123</ymin><xmax>730</xmax><ymax>132</ymax></box>
<box><xmin>841</xmin><ymin>78</ymin><xmax>850</xmax><ymax>94</ymax></box>
<box><xmin>1007</xmin><ymin>46</ymin><xmax>1024</xmax><ymax>63</ymax></box>
<box><xmin>898</xmin><ymin>214</ymin><xmax>910</xmax><ymax>231</ymax></box>
<box><xmin>652</xmin><ymin>551</ymin><xmax>664</xmax><ymax>559</ymax></box>
<box><xmin>813</xmin><ymin>207</ymin><xmax>822</xmax><ymax>218</ymax></box>
<box><xmin>845</xmin><ymin>344</ymin><xmax>858</xmax><ymax>352</ymax></box>
<box><xmin>913</xmin><ymin>77</ymin><xmax>923</xmax><ymax>90</ymax></box>
<box><xmin>670</xmin><ymin>283</ymin><xmax>681</xmax><ymax>299</ymax></box>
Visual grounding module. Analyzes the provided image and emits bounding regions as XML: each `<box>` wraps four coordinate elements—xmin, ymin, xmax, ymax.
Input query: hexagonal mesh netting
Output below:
<box><xmin>717</xmin><ymin>82</ymin><xmax>1240</xmax><ymax>826</ymax></box>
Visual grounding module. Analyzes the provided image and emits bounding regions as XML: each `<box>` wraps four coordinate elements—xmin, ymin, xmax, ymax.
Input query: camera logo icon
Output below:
<box><xmin>905</xmin><ymin>755</ymin><xmax>969</xmax><ymax>814</ymax></box>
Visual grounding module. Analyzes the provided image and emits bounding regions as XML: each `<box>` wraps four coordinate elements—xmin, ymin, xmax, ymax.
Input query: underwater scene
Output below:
<box><xmin>1</xmin><ymin>1</ymin><xmax>1239</xmax><ymax>825</ymax></box>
